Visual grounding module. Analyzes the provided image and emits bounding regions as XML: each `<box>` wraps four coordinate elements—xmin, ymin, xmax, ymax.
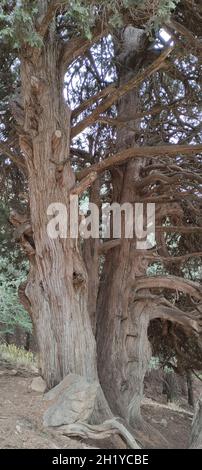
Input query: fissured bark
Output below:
<box><xmin>19</xmin><ymin>36</ymin><xmax>97</xmax><ymax>388</ymax></box>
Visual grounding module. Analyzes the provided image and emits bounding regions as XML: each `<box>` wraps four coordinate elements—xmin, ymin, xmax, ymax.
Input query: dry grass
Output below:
<box><xmin>0</xmin><ymin>343</ymin><xmax>37</xmax><ymax>368</ymax></box>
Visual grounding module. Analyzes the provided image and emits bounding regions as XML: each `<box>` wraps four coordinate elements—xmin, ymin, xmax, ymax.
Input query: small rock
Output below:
<box><xmin>0</xmin><ymin>369</ymin><xmax>17</xmax><ymax>376</ymax></box>
<box><xmin>151</xmin><ymin>418</ymin><xmax>159</xmax><ymax>424</ymax></box>
<box><xmin>16</xmin><ymin>424</ymin><xmax>22</xmax><ymax>434</ymax></box>
<box><xmin>30</xmin><ymin>365</ymin><xmax>39</xmax><ymax>375</ymax></box>
<box><xmin>161</xmin><ymin>418</ymin><xmax>167</xmax><ymax>427</ymax></box>
<box><xmin>30</xmin><ymin>376</ymin><xmax>46</xmax><ymax>393</ymax></box>
<box><xmin>16</xmin><ymin>418</ymin><xmax>34</xmax><ymax>431</ymax></box>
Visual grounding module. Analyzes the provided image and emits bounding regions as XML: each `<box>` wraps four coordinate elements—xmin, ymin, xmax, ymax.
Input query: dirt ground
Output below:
<box><xmin>0</xmin><ymin>363</ymin><xmax>194</xmax><ymax>449</ymax></box>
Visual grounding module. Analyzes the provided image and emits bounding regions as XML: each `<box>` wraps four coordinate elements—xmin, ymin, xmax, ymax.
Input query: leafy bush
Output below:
<box><xmin>0</xmin><ymin>256</ymin><xmax>32</xmax><ymax>335</ymax></box>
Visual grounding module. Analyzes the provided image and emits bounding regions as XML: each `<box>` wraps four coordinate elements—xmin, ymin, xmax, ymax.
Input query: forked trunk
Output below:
<box><xmin>18</xmin><ymin>31</ymin><xmax>140</xmax><ymax>450</ymax></box>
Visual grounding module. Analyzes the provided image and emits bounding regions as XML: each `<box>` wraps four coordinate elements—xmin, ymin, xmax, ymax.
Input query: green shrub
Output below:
<box><xmin>0</xmin><ymin>256</ymin><xmax>32</xmax><ymax>335</ymax></box>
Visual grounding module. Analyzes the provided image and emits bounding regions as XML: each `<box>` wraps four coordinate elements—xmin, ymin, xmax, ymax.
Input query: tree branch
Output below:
<box><xmin>137</xmin><ymin>171</ymin><xmax>202</xmax><ymax>189</ymax></box>
<box><xmin>167</xmin><ymin>19</ymin><xmax>202</xmax><ymax>52</ymax></box>
<box><xmin>156</xmin><ymin>226</ymin><xmax>202</xmax><ymax>234</ymax></box>
<box><xmin>96</xmin><ymin>97</ymin><xmax>186</xmax><ymax>128</ymax></box>
<box><xmin>71</xmin><ymin>171</ymin><xmax>98</xmax><ymax>196</ymax></box>
<box><xmin>71</xmin><ymin>46</ymin><xmax>174</xmax><ymax>138</ymax></box>
<box><xmin>37</xmin><ymin>0</ymin><xmax>68</xmax><ymax>38</ymax></box>
<box><xmin>0</xmin><ymin>143</ymin><xmax>26</xmax><ymax>171</ymax></box>
<box><xmin>72</xmin><ymin>84</ymin><xmax>116</xmax><ymax>120</ymax></box>
<box><xmin>70</xmin><ymin>147</ymin><xmax>91</xmax><ymax>161</ymax></box>
<box><xmin>144</xmin><ymin>252</ymin><xmax>202</xmax><ymax>263</ymax></box>
<box><xmin>98</xmin><ymin>239</ymin><xmax>121</xmax><ymax>254</ymax></box>
<box><xmin>76</xmin><ymin>144</ymin><xmax>202</xmax><ymax>181</ymax></box>
<box><xmin>151</xmin><ymin>303</ymin><xmax>199</xmax><ymax>331</ymax></box>
<box><xmin>135</xmin><ymin>276</ymin><xmax>202</xmax><ymax>300</ymax></box>
<box><xmin>60</xmin><ymin>26</ymin><xmax>107</xmax><ymax>72</ymax></box>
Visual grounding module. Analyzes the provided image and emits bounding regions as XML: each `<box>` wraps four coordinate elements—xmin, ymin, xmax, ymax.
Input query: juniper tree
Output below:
<box><xmin>0</xmin><ymin>0</ymin><xmax>202</xmax><ymax>447</ymax></box>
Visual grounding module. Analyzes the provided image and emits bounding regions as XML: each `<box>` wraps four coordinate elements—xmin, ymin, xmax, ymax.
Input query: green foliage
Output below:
<box><xmin>0</xmin><ymin>255</ymin><xmax>32</xmax><ymax>335</ymax></box>
<box><xmin>0</xmin><ymin>203</ymin><xmax>26</xmax><ymax>260</ymax></box>
<box><xmin>0</xmin><ymin>0</ymin><xmax>180</xmax><ymax>48</ymax></box>
<box><xmin>67</xmin><ymin>1</ymin><xmax>96</xmax><ymax>40</ymax></box>
<box><xmin>146</xmin><ymin>0</ymin><xmax>180</xmax><ymax>33</ymax></box>
<box><xmin>0</xmin><ymin>203</ymin><xmax>13</xmax><ymax>257</ymax></box>
<box><xmin>0</xmin><ymin>1</ymin><xmax>42</xmax><ymax>49</ymax></box>
<box><xmin>106</xmin><ymin>0</ymin><xmax>180</xmax><ymax>33</ymax></box>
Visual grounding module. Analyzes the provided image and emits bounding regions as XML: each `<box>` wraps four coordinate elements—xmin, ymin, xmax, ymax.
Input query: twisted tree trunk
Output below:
<box><xmin>96</xmin><ymin>27</ymin><xmax>153</xmax><ymax>426</ymax></box>
<box><xmin>19</xmin><ymin>32</ymin><xmax>97</xmax><ymax>389</ymax></box>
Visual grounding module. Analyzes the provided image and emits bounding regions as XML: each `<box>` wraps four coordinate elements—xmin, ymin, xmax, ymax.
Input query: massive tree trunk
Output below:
<box><xmin>96</xmin><ymin>27</ymin><xmax>152</xmax><ymax>426</ymax></box>
<box><xmin>15</xmin><ymin>15</ymin><xmax>140</xmax><ymax>449</ymax></box>
<box><xmin>97</xmin><ymin>277</ymin><xmax>152</xmax><ymax>425</ymax></box>
<box><xmin>19</xmin><ymin>32</ymin><xmax>97</xmax><ymax>389</ymax></box>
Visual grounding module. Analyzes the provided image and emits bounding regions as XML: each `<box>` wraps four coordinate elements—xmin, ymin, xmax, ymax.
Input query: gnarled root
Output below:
<box><xmin>43</xmin><ymin>373</ymin><xmax>140</xmax><ymax>449</ymax></box>
<box><xmin>58</xmin><ymin>418</ymin><xmax>140</xmax><ymax>449</ymax></box>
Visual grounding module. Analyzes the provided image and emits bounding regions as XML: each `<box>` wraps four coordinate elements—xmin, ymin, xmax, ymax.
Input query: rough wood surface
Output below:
<box><xmin>190</xmin><ymin>396</ymin><xmax>202</xmax><ymax>448</ymax></box>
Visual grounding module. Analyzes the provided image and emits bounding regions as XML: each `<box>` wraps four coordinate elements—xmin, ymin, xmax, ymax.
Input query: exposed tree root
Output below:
<box><xmin>57</xmin><ymin>418</ymin><xmax>140</xmax><ymax>449</ymax></box>
<box><xmin>43</xmin><ymin>374</ymin><xmax>141</xmax><ymax>448</ymax></box>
